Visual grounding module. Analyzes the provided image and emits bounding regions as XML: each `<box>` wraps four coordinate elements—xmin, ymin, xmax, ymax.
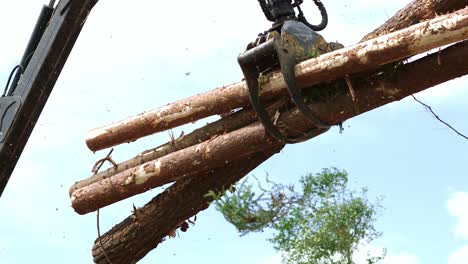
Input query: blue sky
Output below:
<box><xmin>0</xmin><ymin>0</ymin><xmax>467</xmax><ymax>263</ymax></box>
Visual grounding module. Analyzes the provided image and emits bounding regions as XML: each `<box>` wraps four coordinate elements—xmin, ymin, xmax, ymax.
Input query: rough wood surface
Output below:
<box><xmin>91</xmin><ymin>148</ymin><xmax>282</xmax><ymax>264</ymax></box>
<box><xmin>73</xmin><ymin>39</ymin><xmax>468</xmax><ymax>215</ymax></box>
<box><xmin>75</xmin><ymin>0</ymin><xmax>468</xmax><ymax>193</ymax></box>
<box><xmin>89</xmin><ymin>1</ymin><xmax>468</xmax><ymax>261</ymax></box>
<box><xmin>91</xmin><ymin>40</ymin><xmax>468</xmax><ymax>264</ymax></box>
<box><xmin>361</xmin><ymin>0</ymin><xmax>468</xmax><ymax>41</ymax></box>
<box><xmin>70</xmin><ymin>99</ymin><xmax>288</xmax><ymax>195</ymax></box>
<box><xmin>73</xmin><ymin>122</ymin><xmax>290</xmax><ymax>214</ymax></box>
<box><xmin>85</xmin><ymin>7</ymin><xmax>468</xmax><ymax>151</ymax></box>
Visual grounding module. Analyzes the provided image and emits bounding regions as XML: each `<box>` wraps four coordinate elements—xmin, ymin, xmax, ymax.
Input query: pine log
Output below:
<box><xmin>73</xmin><ymin>122</ymin><xmax>295</xmax><ymax>214</ymax></box>
<box><xmin>85</xmin><ymin>7</ymin><xmax>468</xmax><ymax>152</ymax></box>
<box><xmin>91</xmin><ymin>147</ymin><xmax>282</xmax><ymax>264</ymax></box>
<box><xmin>91</xmin><ymin>41</ymin><xmax>468</xmax><ymax>264</ymax></box>
<box><xmin>361</xmin><ymin>0</ymin><xmax>468</xmax><ymax>41</ymax></box>
<box><xmin>90</xmin><ymin>2</ymin><xmax>468</xmax><ymax>261</ymax></box>
<box><xmin>75</xmin><ymin>0</ymin><xmax>468</xmax><ymax>193</ymax></box>
<box><xmin>73</xmin><ymin>40</ymin><xmax>468</xmax><ymax>215</ymax></box>
<box><xmin>69</xmin><ymin>99</ymin><xmax>288</xmax><ymax>195</ymax></box>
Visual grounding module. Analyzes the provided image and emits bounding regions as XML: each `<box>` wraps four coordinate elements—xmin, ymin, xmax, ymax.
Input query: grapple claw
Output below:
<box><xmin>238</xmin><ymin>33</ymin><xmax>329</xmax><ymax>144</ymax></box>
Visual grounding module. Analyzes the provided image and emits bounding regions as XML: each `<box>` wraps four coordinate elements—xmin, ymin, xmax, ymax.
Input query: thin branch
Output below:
<box><xmin>97</xmin><ymin>209</ymin><xmax>113</xmax><ymax>264</ymax></box>
<box><xmin>92</xmin><ymin>148</ymin><xmax>117</xmax><ymax>174</ymax></box>
<box><xmin>95</xmin><ymin>153</ymin><xmax>115</xmax><ymax>264</ymax></box>
<box><xmin>411</xmin><ymin>95</ymin><xmax>468</xmax><ymax>141</ymax></box>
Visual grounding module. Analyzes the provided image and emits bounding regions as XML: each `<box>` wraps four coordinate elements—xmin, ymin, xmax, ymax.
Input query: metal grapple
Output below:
<box><xmin>238</xmin><ymin>0</ymin><xmax>343</xmax><ymax>143</ymax></box>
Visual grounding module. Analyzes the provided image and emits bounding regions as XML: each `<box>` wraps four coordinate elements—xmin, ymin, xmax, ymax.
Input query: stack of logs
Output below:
<box><xmin>69</xmin><ymin>1</ymin><xmax>468</xmax><ymax>263</ymax></box>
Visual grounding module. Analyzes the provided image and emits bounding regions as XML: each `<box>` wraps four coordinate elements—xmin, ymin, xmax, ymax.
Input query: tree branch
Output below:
<box><xmin>411</xmin><ymin>95</ymin><xmax>468</xmax><ymax>140</ymax></box>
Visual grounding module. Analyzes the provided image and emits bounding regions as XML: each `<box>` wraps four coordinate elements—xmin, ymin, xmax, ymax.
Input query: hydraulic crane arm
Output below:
<box><xmin>0</xmin><ymin>0</ymin><xmax>98</xmax><ymax>196</ymax></box>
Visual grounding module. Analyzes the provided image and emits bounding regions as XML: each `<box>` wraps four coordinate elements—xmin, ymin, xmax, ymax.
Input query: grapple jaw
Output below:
<box><xmin>238</xmin><ymin>21</ymin><xmax>338</xmax><ymax>144</ymax></box>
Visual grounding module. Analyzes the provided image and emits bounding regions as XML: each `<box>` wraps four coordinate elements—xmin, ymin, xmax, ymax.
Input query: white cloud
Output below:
<box><xmin>261</xmin><ymin>255</ymin><xmax>282</xmax><ymax>264</ymax></box>
<box><xmin>447</xmin><ymin>192</ymin><xmax>468</xmax><ymax>239</ymax></box>
<box><xmin>382</xmin><ymin>252</ymin><xmax>421</xmax><ymax>264</ymax></box>
<box><xmin>448</xmin><ymin>245</ymin><xmax>468</xmax><ymax>264</ymax></box>
<box><xmin>262</xmin><ymin>246</ymin><xmax>420</xmax><ymax>264</ymax></box>
<box><xmin>447</xmin><ymin>193</ymin><xmax>468</xmax><ymax>264</ymax></box>
<box><xmin>353</xmin><ymin>244</ymin><xmax>385</xmax><ymax>263</ymax></box>
<box><xmin>354</xmin><ymin>244</ymin><xmax>420</xmax><ymax>264</ymax></box>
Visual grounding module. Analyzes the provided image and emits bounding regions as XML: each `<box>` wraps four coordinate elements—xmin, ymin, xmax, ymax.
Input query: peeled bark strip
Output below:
<box><xmin>70</xmin><ymin>99</ymin><xmax>288</xmax><ymax>195</ymax></box>
<box><xmin>91</xmin><ymin>41</ymin><xmax>468</xmax><ymax>264</ymax></box>
<box><xmin>85</xmin><ymin>8</ymin><xmax>468</xmax><ymax>152</ymax></box>
<box><xmin>92</xmin><ymin>148</ymin><xmax>282</xmax><ymax>264</ymax></box>
<box><xmin>73</xmin><ymin>40</ymin><xmax>468</xmax><ymax>215</ymax></box>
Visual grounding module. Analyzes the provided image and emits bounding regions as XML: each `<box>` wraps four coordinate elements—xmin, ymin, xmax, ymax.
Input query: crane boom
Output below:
<box><xmin>0</xmin><ymin>0</ymin><xmax>97</xmax><ymax>196</ymax></box>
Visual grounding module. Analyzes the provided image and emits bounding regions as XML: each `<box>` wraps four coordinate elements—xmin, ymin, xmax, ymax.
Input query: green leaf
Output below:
<box><xmin>212</xmin><ymin>168</ymin><xmax>384</xmax><ymax>264</ymax></box>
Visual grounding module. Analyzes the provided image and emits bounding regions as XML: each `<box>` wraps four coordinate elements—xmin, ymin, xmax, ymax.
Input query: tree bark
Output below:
<box><xmin>361</xmin><ymin>0</ymin><xmax>468</xmax><ymax>41</ymax></box>
<box><xmin>89</xmin><ymin>2</ymin><xmax>468</xmax><ymax>261</ymax></box>
<box><xmin>70</xmin><ymin>99</ymin><xmax>288</xmax><ymax>195</ymax></box>
<box><xmin>75</xmin><ymin>0</ymin><xmax>468</xmax><ymax>193</ymax></box>
<box><xmin>72</xmin><ymin>122</ymin><xmax>292</xmax><ymax>214</ymax></box>
<box><xmin>85</xmin><ymin>7</ymin><xmax>468</xmax><ymax>152</ymax></box>
<box><xmin>91</xmin><ymin>40</ymin><xmax>468</xmax><ymax>264</ymax></box>
<box><xmin>73</xmin><ymin>40</ymin><xmax>468</xmax><ymax>215</ymax></box>
<box><xmin>91</xmin><ymin>147</ymin><xmax>282</xmax><ymax>264</ymax></box>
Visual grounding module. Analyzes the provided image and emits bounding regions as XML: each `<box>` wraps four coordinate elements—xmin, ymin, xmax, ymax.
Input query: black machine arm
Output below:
<box><xmin>0</xmin><ymin>0</ymin><xmax>98</xmax><ymax>196</ymax></box>
<box><xmin>5</xmin><ymin>3</ymin><xmax>55</xmax><ymax>97</ymax></box>
<box><xmin>258</xmin><ymin>0</ymin><xmax>328</xmax><ymax>31</ymax></box>
<box><xmin>296</xmin><ymin>0</ymin><xmax>328</xmax><ymax>31</ymax></box>
<box><xmin>258</xmin><ymin>0</ymin><xmax>275</xmax><ymax>22</ymax></box>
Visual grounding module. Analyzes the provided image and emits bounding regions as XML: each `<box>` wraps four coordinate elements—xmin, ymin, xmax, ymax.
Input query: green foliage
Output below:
<box><xmin>207</xmin><ymin>178</ymin><xmax>289</xmax><ymax>236</ymax></box>
<box><xmin>210</xmin><ymin>168</ymin><xmax>384</xmax><ymax>264</ymax></box>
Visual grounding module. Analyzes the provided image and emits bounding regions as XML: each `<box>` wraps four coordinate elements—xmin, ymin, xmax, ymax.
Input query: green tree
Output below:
<box><xmin>209</xmin><ymin>168</ymin><xmax>384</xmax><ymax>264</ymax></box>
